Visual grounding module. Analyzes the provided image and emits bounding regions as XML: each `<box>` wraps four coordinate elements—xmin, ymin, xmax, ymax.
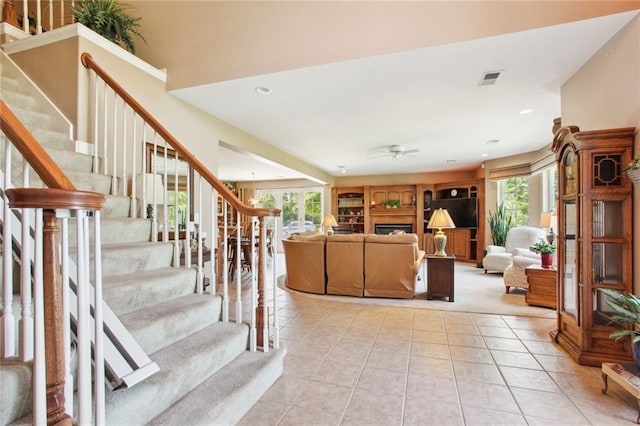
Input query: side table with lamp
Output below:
<box><xmin>322</xmin><ymin>214</ymin><xmax>338</xmax><ymax>235</ymax></box>
<box><xmin>425</xmin><ymin>208</ymin><xmax>456</xmax><ymax>302</ymax></box>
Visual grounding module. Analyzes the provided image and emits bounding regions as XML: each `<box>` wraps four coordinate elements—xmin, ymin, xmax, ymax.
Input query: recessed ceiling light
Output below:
<box><xmin>337</xmin><ymin>165</ymin><xmax>347</xmax><ymax>174</ymax></box>
<box><xmin>486</xmin><ymin>139</ymin><xmax>500</xmax><ymax>144</ymax></box>
<box><xmin>481</xmin><ymin>153</ymin><xmax>489</xmax><ymax>157</ymax></box>
<box><xmin>255</xmin><ymin>86</ymin><xmax>272</xmax><ymax>95</ymax></box>
<box><xmin>446</xmin><ymin>159</ymin><xmax>456</xmax><ymax>164</ymax></box>
<box><xmin>519</xmin><ymin>108</ymin><xmax>534</xmax><ymax>114</ymax></box>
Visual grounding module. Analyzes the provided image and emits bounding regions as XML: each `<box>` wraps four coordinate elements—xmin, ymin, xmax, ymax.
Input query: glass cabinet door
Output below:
<box><xmin>563</xmin><ymin>200</ymin><xmax>577</xmax><ymax>316</ymax></box>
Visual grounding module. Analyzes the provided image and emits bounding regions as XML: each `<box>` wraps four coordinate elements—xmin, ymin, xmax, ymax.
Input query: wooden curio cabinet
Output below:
<box><xmin>551</xmin><ymin>126</ymin><xmax>635</xmax><ymax>366</ymax></box>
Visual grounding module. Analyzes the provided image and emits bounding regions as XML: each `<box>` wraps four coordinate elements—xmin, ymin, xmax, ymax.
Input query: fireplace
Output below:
<box><xmin>374</xmin><ymin>223</ymin><xmax>413</xmax><ymax>235</ymax></box>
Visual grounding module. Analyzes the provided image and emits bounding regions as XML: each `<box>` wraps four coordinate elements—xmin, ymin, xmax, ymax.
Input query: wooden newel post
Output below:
<box><xmin>1</xmin><ymin>0</ymin><xmax>19</xmax><ymax>27</ymax></box>
<box><xmin>256</xmin><ymin>217</ymin><xmax>265</xmax><ymax>348</ymax></box>
<box><xmin>42</xmin><ymin>209</ymin><xmax>72</xmax><ymax>425</ymax></box>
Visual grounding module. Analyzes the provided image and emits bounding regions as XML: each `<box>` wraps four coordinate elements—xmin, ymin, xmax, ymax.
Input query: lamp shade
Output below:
<box><xmin>539</xmin><ymin>211</ymin><xmax>552</xmax><ymax>228</ymax></box>
<box><xmin>427</xmin><ymin>208</ymin><xmax>456</xmax><ymax>230</ymax></box>
<box><xmin>136</xmin><ymin>173</ymin><xmax>165</xmax><ymax>205</ymax></box>
<box><xmin>322</xmin><ymin>214</ymin><xmax>338</xmax><ymax>227</ymax></box>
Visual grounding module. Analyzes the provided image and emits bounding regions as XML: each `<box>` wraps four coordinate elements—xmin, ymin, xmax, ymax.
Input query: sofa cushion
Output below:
<box><xmin>327</xmin><ymin>234</ymin><xmax>365</xmax><ymax>243</ymax></box>
<box><xmin>326</xmin><ymin>235</ymin><xmax>364</xmax><ymax>297</ymax></box>
<box><xmin>364</xmin><ymin>233</ymin><xmax>419</xmax><ymax>245</ymax></box>
<box><xmin>289</xmin><ymin>234</ymin><xmax>326</xmax><ymax>241</ymax></box>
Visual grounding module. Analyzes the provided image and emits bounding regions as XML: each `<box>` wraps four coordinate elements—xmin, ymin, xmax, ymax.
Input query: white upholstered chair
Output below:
<box><xmin>482</xmin><ymin>226</ymin><xmax>547</xmax><ymax>274</ymax></box>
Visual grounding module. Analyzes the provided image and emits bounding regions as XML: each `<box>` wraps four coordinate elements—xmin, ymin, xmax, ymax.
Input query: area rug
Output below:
<box><xmin>277</xmin><ymin>262</ymin><xmax>556</xmax><ymax>319</ymax></box>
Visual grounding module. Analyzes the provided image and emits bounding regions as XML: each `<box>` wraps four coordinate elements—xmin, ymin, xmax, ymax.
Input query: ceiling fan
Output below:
<box><xmin>368</xmin><ymin>144</ymin><xmax>420</xmax><ymax>160</ymax></box>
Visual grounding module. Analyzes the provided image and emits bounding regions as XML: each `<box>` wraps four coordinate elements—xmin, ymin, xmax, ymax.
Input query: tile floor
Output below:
<box><xmin>239</xmin><ymin>288</ymin><xmax>639</xmax><ymax>425</ymax></box>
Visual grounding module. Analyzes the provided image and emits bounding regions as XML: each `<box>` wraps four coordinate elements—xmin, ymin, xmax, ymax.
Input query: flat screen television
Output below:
<box><xmin>430</xmin><ymin>197</ymin><xmax>478</xmax><ymax>228</ymax></box>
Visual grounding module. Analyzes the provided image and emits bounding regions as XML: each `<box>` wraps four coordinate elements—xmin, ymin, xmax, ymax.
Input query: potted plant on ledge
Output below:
<box><xmin>626</xmin><ymin>155</ymin><xmax>640</xmax><ymax>185</ymax></box>
<box><xmin>599</xmin><ymin>288</ymin><xmax>640</xmax><ymax>369</ymax></box>
<box><xmin>530</xmin><ymin>238</ymin><xmax>556</xmax><ymax>268</ymax></box>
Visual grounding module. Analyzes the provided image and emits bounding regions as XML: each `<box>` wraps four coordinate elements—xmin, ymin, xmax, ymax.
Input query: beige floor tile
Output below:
<box><xmin>447</xmin><ymin>333</ymin><xmax>487</xmax><ymax>348</ymax></box>
<box><xmin>511</xmin><ymin>387</ymin><xmax>588</xmax><ymax>423</ymax></box>
<box><xmin>371</xmin><ymin>339</ymin><xmax>411</xmax><ymax>355</ymax></box>
<box><xmin>343</xmin><ymin>387</ymin><xmax>404</xmax><ymax>425</ymax></box>
<box><xmin>377</xmin><ymin>327</ymin><xmax>413</xmax><ymax>342</ymax></box>
<box><xmin>286</xmin><ymin>339</ymin><xmax>335</xmax><ymax>360</ymax></box>
<box><xmin>413</xmin><ymin>320</ymin><xmax>446</xmax><ymax>332</ymax></box>
<box><xmin>533</xmin><ymin>353</ymin><xmax>592</xmax><ymax>375</ymax></box>
<box><xmin>513</xmin><ymin>327</ymin><xmax>555</xmax><ymax>342</ymax></box>
<box><xmin>278</xmin><ymin>404</ymin><xmax>343</xmax><ymax>426</ymax></box>
<box><xmin>483</xmin><ymin>336</ymin><xmax>527</xmax><ymax>352</ymax></box>
<box><xmin>548</xmin><ymin>370</ymin><xmax>610</xmax><ymax>399</ymax></box>
<box><xmin>471</xmin><ymin>314</ymin><xmax>509</xmax><ymax>328</ymax></box>
<box><xmin>261</xmin><ymin>375</ymin><xmax>307</xmax><ymax>404</ymax></box>
<box><xmin>236</xmin><ymin>400</ymin><xmax>289</xmax><ymax>426</ymax></box>
<box><xmin>356</xmin><ymin>365</ymin><xmax>407</xmax><ymax>395</ymax></box>
<box><xmin>326</xmin><ymin>338</ymin><xmax>372</xmax><ymax>365</ymax></box>
<box><xmin>292</xmin><ymin>380</ymin><xmax>354</xmax><ymax>416</ymax></box>
<box><xmin>409</xmin><ymin>355</ymin><xmax>455</xmax><ymax>378</ymax></box>
<box><xmin>450</xmin><ymin>346</ymin><xmax>494</xmax><ymax>364</ymax></box>
<box><xmin>283</xmin><ymin>353</ymin><xmax>321</xmax><ymax>378</ymax></box>
<box><xmin>404</xmin><ymin>398</ymin><xmax>464</xmax><ymax>426</ymax></box>
<box><xmin>569</xmin><ymin>392</ymin><xmax>639</xmax><ymax>425</ymax></box>
<box><xmin>461</xmin><ymin>405</ymin><xmax>527</xmax><ymax>426</ymax></box>
<box><xmin>477</xmin><ymin>326</ymin><xmax>518</xmax><ymax>339</ymax></box>
<box><xmin>310</xmin><ymin>358</ymin><xmax>364</xmax><ymax>387</ymax></box>
<box><xmin>407</xmin><ymin>373</ymin><xmax>459</xmax><ymax>402</ymax></box>
<box><xmin>412</xmin><ymin>342</ymin><xmax>451</xmax><ymax>359</ymax></box>
<box><xmin>443</xmin><ymin>312</ymin><xmax>475</xmax><ymax>324</ymax></box>
<box><xmin>502</xmin><ymin>316</ymin><xmax>555</xmax><ymax>330</ymax></box>
<box><xmin>365</xmin><ymin>348</ymin><xmax>410</xmax><ymax>372</ymax></box>
<box><xmin>490</xmin><ymin>349</ymin><xmax>542</xmax><ymax>369</ymax></box>
<box><xmin>522</xmin><ymin>339</ymin><xmax>567</xmax><ymax>356</ymax></box>
<box><xmin>445</xmin><ymin>323</ymin><xmax>480</xmax><ymax>335</ymax></box>
<box><xmin>411</xmin><ymin>330</ymin><xmax>448</xmax><ymax>344</ymax></box>
<box><xmin>453</xmin><ymin>360</ymin><xmax>505</xmax><ymax>385</ymax></box>
<box><xmin>499</xmin><ymin>365</ymin><xmax>561</xmax><ymax>392</ymax></box>
<box><xmin>456</xmin><ymin>381</ymin><xmax>520</xmax><ymax>413</ymax></box>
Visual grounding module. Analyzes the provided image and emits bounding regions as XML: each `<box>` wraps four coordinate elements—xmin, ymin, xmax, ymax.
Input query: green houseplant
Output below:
<box><xmin>71</xmin><ymin>0</ymin><xmax>145</xmax><ymax>53</ymax></box>
<box><xmin>530</xmin><ymin>238</ymin><xmax>556</xmax><ymax>268</ymax></box>
<box><xmin>598</xmin><ymin>288</ymin><xmax>640</xmax><ymax>368</ymax></box>
<box><xmin>626</xmin><ymin>154</ymin><xmax>640</xmax><ymax>185</ymax></box>
<box><xmin>488</xmin><ymin>202</ymin><xmax>513</xmax><ymax>247</ymax></box>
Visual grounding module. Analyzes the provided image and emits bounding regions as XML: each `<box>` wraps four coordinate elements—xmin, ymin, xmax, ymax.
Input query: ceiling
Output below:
<box><xmin>173</xmin><ymin>10</ymin><xmax>639</xmax><ymax>182</ymax></box>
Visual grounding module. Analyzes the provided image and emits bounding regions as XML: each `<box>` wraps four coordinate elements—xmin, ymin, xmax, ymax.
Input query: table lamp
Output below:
<box><xmin>322</xmin><ymin>214</ymin><xmax>338</xmax><ymax>235</ymax></box>
<box><xmin>427</xmin><ymin>208</ymin><xmax>456</xmax><ymax>256</ymax></box>
<box><xmin>539</xmin><ymin>211</ymin><xmax>555</xmax><ymax>244</ymax></box>
<box><xmin>136</xmin><ymin>173</ymin><xmax>166</xmax><ymax>219</ymax></box>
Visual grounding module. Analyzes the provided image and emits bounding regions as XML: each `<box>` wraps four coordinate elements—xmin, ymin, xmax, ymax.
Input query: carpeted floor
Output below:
<box><xmin>277</xmin><ymin>261</ymin><xmax>555</xmax><ymax>319</ymax></box>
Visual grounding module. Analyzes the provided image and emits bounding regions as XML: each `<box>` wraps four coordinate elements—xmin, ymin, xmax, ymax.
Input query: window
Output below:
<box><xmin>497</xmin><ymin>176</ymin><xmax>529</xmax><ymax>225</ymax></box>
<box><xmin>542</xmin><ymin>166</ymin><xmax>558</xmax><ymax>214</ymax></box>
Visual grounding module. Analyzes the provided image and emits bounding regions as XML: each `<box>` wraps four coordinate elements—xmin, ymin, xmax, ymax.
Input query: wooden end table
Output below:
<box><xmin>426</xmin><ymin>255</ymin><xmax>455</xmax><ymax>302</ymax></box>
<box><xmin>602</xmin><ymin>362</ymin><xmax>640</xmax><ymax>423</ymax></box>
<box><xmin>525</xmin><ymin>265</ymin><xmax>557</xmax><ymax>309</ymax></box>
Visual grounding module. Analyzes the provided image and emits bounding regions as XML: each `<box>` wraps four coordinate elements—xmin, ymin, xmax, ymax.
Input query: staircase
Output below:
<box><xmin>1</xmin><ymin>55</ymin><xmax>284</xmax><ymax>425</ymax></box>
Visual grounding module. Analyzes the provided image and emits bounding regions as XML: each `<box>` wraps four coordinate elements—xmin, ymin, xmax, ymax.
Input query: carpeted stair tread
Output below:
<box><xmin>30</xmin><ymin>128</ymin><xmax>74</xmax><ymax>151</ymax></box>
<box><xmin>2</xmin><ymin>89</ymin><xmax>35</xmax><ymax>109</ymax></box>
<box><xmin>0</xmin><ymin>360</ymin><xmax>32</xmax><ymax>426</ymax></box>
<box><xmin>119</xmin><ymin>293</ymin><xmax>221</xmax><ymax>355</ymax></box>
<box><xmin>83</xmin><ymin>241</ymin><xmax>174</xmax><ymax>277</ymax></box>
<box><xmin>149</xmin><ymin>346</ymin><xmax>286</xmax><ymax>426</ymax></box>
<box><xmin>1</xmin><ymin>76</ymin><xmax>19</xmax><ymax>91</ymax></box>
<box><xmin>103</xmin><ymin>267</ymin><xmax>197</xmax><ymax>316</ymax></box>
<box><xmin>68</xmin><ymin>217</ymin><xmax>151</xmax><ymax>246</ymax></box>
<box><xmin>104</xmin><ymin>321</ymin><xmax>249</xmax><ymax>425</ymax></box>
<box><xmin>102</xmin><ymin>195</ymin><xmax>132</xmax><ymax>218</ymax></box>
<box><xmin>8</xmin><ymin>105</ymin><xmax>51</xmax><ymax>128</ymax></box>
<box><xmin>64</xmin><ymin>170</ymin><xmax>115</xmax><ymax>193</ymax></box>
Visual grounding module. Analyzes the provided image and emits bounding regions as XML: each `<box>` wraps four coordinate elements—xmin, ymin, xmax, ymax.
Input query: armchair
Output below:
<box><xmin>483</xmin><ymin>226</ymin><xmax>546</xmax><ymax>273</ymax></box>
<box><xmin>504</xmin><ymin>254</ymin><xmax>541</xmax><ymax>293</ymax></box>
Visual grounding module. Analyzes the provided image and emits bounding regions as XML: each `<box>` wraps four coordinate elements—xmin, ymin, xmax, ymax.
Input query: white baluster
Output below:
<box><xmin>2</xmin><ymin>143</ymin><xmax>15</xmax><ymax>358</ymax></box>
<box><xmin>35</xmin><ymin>0</ymin><xmax>41</xmax><ymax>34</ymax></box>
<box><xmin>60</xmin><ymin>214</ymin><xmax>73</xmax><ymax>416</ymax></box>
<box><xmin>235</xmin><ymin>210</ymin><xmax>242</xmax><ymax>324</ymax></box>
<box><xmin>272</xmin><ymin>220</ymin><xmax>279</xmax><ymax>349</ymax></box>
<box><xmin>249</xmin><ymin>219</ymin><xmax>257</xmax><ymax>352</ymax></box>
<box><xmin>19</xmin><ymin>166</ymin><xmax>33</xmax><ymax>361</ymax></box>
<box><xmin>102</xmin><ymin>82</ymin><xmax>108</xmax><ymax>176</ymax></box>
<box><xmin>60</xmin><ymin>0</ymin><xmax>65</xmax><ymax>27</ymax></box>
<box><xmin>111</xmin><ymin>94</ymin><xmax>117</xmax><ymax>195</ymax></box>
<box><xmin>122</xmin><ymin>101</ymin><xmax>127</xmax><ymax>197</ymax></box>
<box><xmin>222</xmin><ymin>202</ymin><xmax>229</xmax><ymax>322</ymax></box>
<box><xmin>48</xmin><ymin>0</ymin><xmax>53</xmax><ymax>31</ymax></box>
<box><xmin>196</xmin><ymin>176</ymin><xmax>203</xmax><ymax>293</ymax></box>
<box><xmin>92</xmin><ymin>71</ymin><xmax>99</xmax><ymax>173</ymax></box>
<box><xmin>130</xmin><ymin>112</ymin><xmax>138</xmax><ymax>218</ymax></box>
<box><xmin>22</xmin><ymin>0</ymin><xmax>28</xmax><ymax>33</ymax></box>
<box><xmin>93</xmin><ymin>211</ymin><xmax>105</xmax><ymax>425</ymax></box>
<box><xmin>209</xmin><ymin>188</ymin><xmax>217</xmax><ymax>296</ymax></box>
<box><xmin>140</xmin><ymin>124</ymin><xmax>147</xmax><ymax>220</ymax></box>
<box><xmin>76</xmin><ymin>211</ymin><xmax>92</xmax><ymax>424</ymax></box>
<box><xmin>33</xmin><ymin>208</ymin><xmax>46</xmax><ymax>425</ymax></box>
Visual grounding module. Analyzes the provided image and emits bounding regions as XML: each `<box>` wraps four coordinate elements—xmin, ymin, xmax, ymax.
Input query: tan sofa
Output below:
<box><xmin>283</xmin><ymin>233</ymin><xmax>425</xmax><ymax>299</ymax></box>
<box><xmin>326</xmin><ymin>234</ymin><xmax>365</xmax><ymax>297</ymax></box>
<box><xmin>363</xmin><ymin>234</ymin><xmax>425</xmax><ymax>299</ymax></box>
<box><xmin>282</xmin><ymin>235</ymin><xmax>326</xmax><ymax>294</ymax></box>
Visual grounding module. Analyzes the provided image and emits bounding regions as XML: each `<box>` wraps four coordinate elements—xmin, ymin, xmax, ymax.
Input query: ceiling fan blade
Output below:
<box><xmin>366</xmin><ymin>153</ymin><xmax>391</xmax><ymax>160</ymax></box>
<box><xmin>404</xmin><ymin>149</ymin><xmax>420</xmax><ymax>155</ymax></box>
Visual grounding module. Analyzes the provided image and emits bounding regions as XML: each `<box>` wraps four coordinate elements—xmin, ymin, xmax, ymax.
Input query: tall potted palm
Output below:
<box><xmin>488</xmin><ymin>202</ymin><xmax>513</xmax><ymax>247</ymax></box>
<box><xmin>71</xmin><ymin>0</ymin><xmax>145</xmax><ymax>53</ymax></box>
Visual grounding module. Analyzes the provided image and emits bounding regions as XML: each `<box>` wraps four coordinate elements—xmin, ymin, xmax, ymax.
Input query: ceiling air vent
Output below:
<box><xmin>479</xmin><ymin>70</ymin><xmax>502</xmax><ymax>86</ymax></box>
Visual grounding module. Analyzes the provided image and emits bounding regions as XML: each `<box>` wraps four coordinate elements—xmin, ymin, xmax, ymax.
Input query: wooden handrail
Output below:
<box><xmin>80</xmin><ymin>52</ymin><xmax>280</xmax><ymax>219</ymax></box>
<box><xmin>1</xmin><ymin>100</ymin><xmax>76</xmax><ymax>190</ymax></box>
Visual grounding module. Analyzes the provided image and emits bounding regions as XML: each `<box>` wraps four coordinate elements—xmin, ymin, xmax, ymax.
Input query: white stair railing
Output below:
<box><xmin>81</xmin><ymin>52</ymin><xmax>282</xmax><ymax>352</ymax></box>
